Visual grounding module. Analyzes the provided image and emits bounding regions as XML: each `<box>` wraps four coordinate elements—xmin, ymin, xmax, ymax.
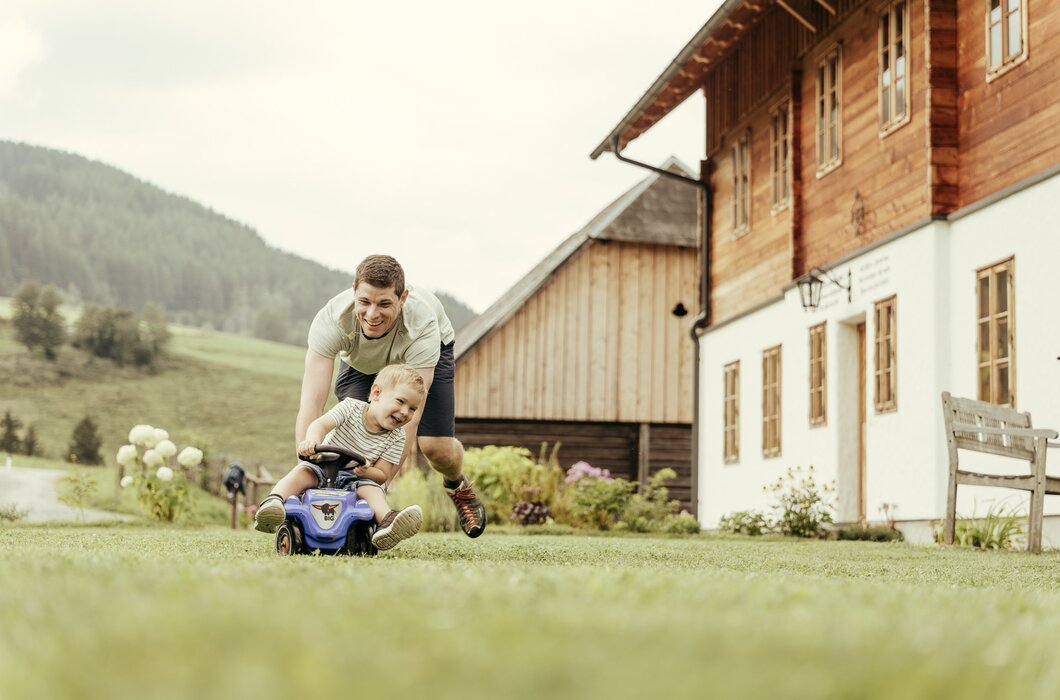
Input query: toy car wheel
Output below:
<box><xmin>345</xmin><ymin>521</ymin><xmax>378</xmax><ymax>557</ymax></box>
<box><xmin>275</xmin><ymin>521</ymin><xmax>303</xmax><ymax>555</ymax></box>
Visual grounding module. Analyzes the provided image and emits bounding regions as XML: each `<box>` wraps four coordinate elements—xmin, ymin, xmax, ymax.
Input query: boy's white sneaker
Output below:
<box><xmin>372</xmin><ymin>505</ymin><xmax>422</xmax><ymax>551</ymax></box>
<box><xmin>254</xmin><ymin>495</ymin><xmax>286</xmax><ymax>533</ymax></box>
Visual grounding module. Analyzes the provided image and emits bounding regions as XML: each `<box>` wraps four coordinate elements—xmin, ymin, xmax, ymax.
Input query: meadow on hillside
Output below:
<box><xmin>0</xmin><ymin>302</ymin><xmax>309</xmax><ymax>470</ymax></box>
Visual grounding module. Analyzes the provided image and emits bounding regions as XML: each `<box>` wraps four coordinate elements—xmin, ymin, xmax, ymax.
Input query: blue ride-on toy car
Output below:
<box><xmin>275</xmin><ymin>444</ymin><xmax>378</xmax><ymax>557</ymax></box>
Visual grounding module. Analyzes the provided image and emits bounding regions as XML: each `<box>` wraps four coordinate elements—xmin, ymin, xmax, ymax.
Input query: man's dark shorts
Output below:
<box><xmin>334</xmin><ymin>341</ymin><xmax>455</xmax><ymax>438</ymax></box>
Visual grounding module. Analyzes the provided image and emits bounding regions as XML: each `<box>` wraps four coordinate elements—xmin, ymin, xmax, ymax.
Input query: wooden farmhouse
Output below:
<box><xmin>454</xmin><ymin>159</ymin><xmax>700</xmax><ymax>509</ymax></box>
<box><xmin>593</xmin><ymin>0</ymin><xmax>1060</xmax><ymax>541</ymax></box>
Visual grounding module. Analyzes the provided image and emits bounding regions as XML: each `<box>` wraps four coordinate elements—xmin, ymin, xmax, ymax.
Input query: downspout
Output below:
<box><xmin>609</xmin><ymin>138</ymin><xmax>712</xmax><ymax>519</ymax></box>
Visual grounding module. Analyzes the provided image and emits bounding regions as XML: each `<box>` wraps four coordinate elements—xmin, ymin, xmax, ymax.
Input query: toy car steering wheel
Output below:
<box><xmin>304</xmin><ymin>444</ymin><xmax>368</xmax><ymax>473</ymax></box>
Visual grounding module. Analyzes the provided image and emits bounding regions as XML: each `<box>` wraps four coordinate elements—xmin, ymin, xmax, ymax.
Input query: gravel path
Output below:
<box><xmin>0</xmin><ymin>465</ymin><xmax>132</xmax><ymax>522</ymax></box>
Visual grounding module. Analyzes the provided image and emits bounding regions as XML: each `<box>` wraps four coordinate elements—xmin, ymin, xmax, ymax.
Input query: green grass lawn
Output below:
<box><xmin>2</xmin><ymin>527</ymin><xmax>1059</xmax><ymax>700</ymax></box>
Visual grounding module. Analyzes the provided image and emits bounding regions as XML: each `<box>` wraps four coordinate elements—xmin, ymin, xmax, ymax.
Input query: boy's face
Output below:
<box><xmin>369</xmin><ymin>382</ymin><xmax>422</xmax><ymax>431</ymax></box>
<box><xmin>352</xmin><ymin>282</ymin><xmax>408</xmax><ymax>339</ymax></box>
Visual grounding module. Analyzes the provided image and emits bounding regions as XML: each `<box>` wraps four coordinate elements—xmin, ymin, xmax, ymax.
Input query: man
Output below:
<box><xmin>297</xmin><ymin>254</ymin><xmax>485</xmax><ymax>538</ymax></box>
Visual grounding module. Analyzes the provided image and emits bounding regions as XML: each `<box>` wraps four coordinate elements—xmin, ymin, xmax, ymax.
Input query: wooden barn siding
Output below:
<box><xmin>645</xmin><ymin>423</ymin><xmax>694</xmax><ymax>510</ymax></box>
<box><xmin>456</xmin><ymin>240</ymin><xmax>698</xmax><ymax>424</ymax></box>
<box><xmin>456</xmin><ymin>418</ymin><xmax>694</xmax><ymax>511</ymax></box>
<box><xmin>956</xmin><ymin>0</ymin><xmax>1060</xmax><ymax>208</ymax></box>
<box><xmin>797</xmin><ymin>0</ymin><xmax>930</xmax><ymax>274</ymax></box>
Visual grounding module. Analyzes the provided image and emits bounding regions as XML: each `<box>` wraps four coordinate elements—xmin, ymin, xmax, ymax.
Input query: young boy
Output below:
<box><xmin>255</xmin><ymin>363</ymin><xmax>426</xmax><ymax>551</ymax></box>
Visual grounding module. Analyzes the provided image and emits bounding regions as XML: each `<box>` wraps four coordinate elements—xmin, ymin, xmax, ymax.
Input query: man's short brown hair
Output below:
<box><xmin>355</xmin><ymin>255</ymin><xmax>405</xmax><ymax>296</ymax></box>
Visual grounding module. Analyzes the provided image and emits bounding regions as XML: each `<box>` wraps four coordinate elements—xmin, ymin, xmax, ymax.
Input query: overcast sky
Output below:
<box><xmin>1</xmin><ymin>1</ymin><xmax>721</xmax><ymax>313</ymax></box>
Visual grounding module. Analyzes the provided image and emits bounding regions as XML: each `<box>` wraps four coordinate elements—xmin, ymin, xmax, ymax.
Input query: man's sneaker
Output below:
<box><xmin>444</xmin><ymin>477</ymin><xmax>486</xmax><ymax>538</ymax></box>
<box><xmin>254</xmin><ymin>495</ymin><xmax>286</xmax><ymax>533</ymax></box>
<box><xmin>372</xmin><ymin>505</ymin><xmax>423</xmax><ymax>551</ymax></box>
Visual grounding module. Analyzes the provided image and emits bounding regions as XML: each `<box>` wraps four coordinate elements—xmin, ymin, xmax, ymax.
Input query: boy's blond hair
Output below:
<box><xmin>374</xmin><ymin>363</ymin><xmax>426</xmax><ymax>397</ymax></box>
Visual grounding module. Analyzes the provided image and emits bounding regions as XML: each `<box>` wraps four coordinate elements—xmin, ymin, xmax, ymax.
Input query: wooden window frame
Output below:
<box><xmin>976</xmin><ymin>257</ymin><xmax>1016</xmax><ymax>407</ymax></box>
<box><xmin>815</xmin><ymin>45</ymin><xmax>842</xmax><ymax>177</ymax></box>
<box><xmin>873</xmin><ymin>296</ymin><xmax>897</xmax><ymax>413</ymax></box>
<box><xmin>809</xmin><ymin>322</ymin><xmax>827</xmax><ymax>426</ymax></box>
<box><xmin>986</xmin><ymin>0</ymin><xmax>1029</xmax><ymax>81</ymax></box>
<box><xmin>770</xmin><ymin>100</ymin><xmax>792</xmax><ymax>213</ymax></box>
<box><xmin>762</xmin><ymin>345</ymin><xmax>782</xmax><ymax>458</ymax></box>
<box><xmin>723</xmin><ymin>361</ymin><xmax>740</xmax><ymax>463</ymax></box>
<box><xmin>731</xmin><ymin>129</ymin><xmax>751</xmax><ymax>236</ymax></box>
<box><xmin>878</xmin><ymin>0</ymin><xmax>911</xmax><ymax>136</ymax></box>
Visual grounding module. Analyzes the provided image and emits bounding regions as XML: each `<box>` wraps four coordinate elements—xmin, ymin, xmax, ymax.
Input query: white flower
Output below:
<box><xmin>116</xmin><ymin>444</ymin><xmax>139</xmax><ymax>466</ymax></box>
<box><xmin>155</xmin><ymin>466</ymin><xmax>174</xmax><ymax>482</ymax></box>
<box><xmin>128</xmin><ymin>425</ymin><xmax>155</xmax><ymax>445</ymax></box>
<box><xmin>177</xmin><ymin>447</ymin><xmax>203</xmax><ymax>468</ymax></box>
<box><xmin>143</xmin><ymin>449</ymin><xmax>163</xmax><ymax>468</ymax></box>
<box><xmin>120</xmin><ymin>475</ymin><xmax>134</xmax><ymax>488</ymax></box>
<box><xmin>151</xmin><ymin>428</ymin><xmax>169</xmax><ymax>446</ymax></box>
<box><xmin>155</xmin><ymin>440</ymin><xmax>177</xmax><ymax>458</ymax></box>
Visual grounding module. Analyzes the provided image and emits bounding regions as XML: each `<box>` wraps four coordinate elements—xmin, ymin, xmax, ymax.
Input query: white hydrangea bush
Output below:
<box><xmin>117</xmin><ymin>425</ymin><xmax>204</xmax><ymax>522</ymax></box>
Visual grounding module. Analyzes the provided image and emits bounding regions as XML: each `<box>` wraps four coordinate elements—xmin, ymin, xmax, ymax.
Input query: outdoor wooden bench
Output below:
<box><xmin>941</xmin><ymin>392</ymin><xmax>1060</xmax><ymax>553</ymax></box>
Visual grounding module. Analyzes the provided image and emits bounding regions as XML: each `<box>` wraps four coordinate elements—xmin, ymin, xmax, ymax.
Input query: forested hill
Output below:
<box><xmin>0</xmin><ymin>141</ymin><xmax>476</xmax><ymax>344</ymax></box>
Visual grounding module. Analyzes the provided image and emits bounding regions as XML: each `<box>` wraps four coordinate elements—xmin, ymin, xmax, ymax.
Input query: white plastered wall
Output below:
<box><xmin>697</xmin><ymin>171</ymin><xmax>1060</xmax><ymax>540</ymax></box>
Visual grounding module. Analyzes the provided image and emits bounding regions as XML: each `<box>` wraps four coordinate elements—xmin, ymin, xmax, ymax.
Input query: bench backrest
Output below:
<box><xmin>941</xmin><ymin>391</ymin><xmax>1036</xmax><ymax>462</ymax></box>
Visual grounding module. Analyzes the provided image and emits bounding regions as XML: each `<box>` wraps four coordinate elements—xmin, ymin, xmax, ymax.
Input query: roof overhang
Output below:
<box><xmin>590</xmin><ymin>0</ymin><xmax>768</xmax><ymax>159</ymax></box>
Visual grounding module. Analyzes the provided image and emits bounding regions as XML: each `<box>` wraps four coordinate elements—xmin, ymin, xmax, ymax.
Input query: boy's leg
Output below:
<box><xmin>254</xmin><ymin>465</ymin><xmax>318</xmax><ymax>533</ymax></box>
<box><xmin>357</xmin><ymin>482</ymin><xmax>422</xmax><ymax>551</ymax></box>
<box><xmin>416</xmin><ymin>342</ymin><xmax>486</xmax><ymax>539</ymax></box>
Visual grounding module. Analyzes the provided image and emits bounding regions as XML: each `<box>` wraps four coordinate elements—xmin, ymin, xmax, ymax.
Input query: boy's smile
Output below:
<box><xmin>353</xmin><ymin>282</ymin><xmax>408</xmax><ymax>339</ymax></box>
<box><xmin>366</xmin><ymin>382</ymin><xmax>423</xmax><ymax>432</ymax></box>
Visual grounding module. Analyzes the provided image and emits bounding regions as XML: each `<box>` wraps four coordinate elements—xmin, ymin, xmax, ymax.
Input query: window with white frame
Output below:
<box><xmin>770</xmin><ymin>101</ymin><xmax>791</xmax><ymax>210</ymax></box>
<box><xmin>977</xmin><ymin>258</ymin><xmax>1015</xmax><ymax>406</ymax></box>
<box><xmin>874</xmin><ymin>296</ymin><xmax>897</xmax><ymax>413</ymax></box>
<box><xmin>809</xmin><ymin>323</ymin><xmax>826</xmax><ymax>426</ymax></box>
<box><xmin>732</xmin><ymin>130</ymin><xmax>750</xmax><ymax>234</ymax></box>
<box><xmin>879</xmin><ymin>1</ymin><xmax>909</xmax><ymax>132</ymax></box>
<box><xmin>762</xmin><ymin>346</ymin><xmax>781</xmax><ymax>457</ymax></box>
<box><xmin>987</xmin><ymin>0</ymin><xmax>1027</xmax><ymax>75</ymax></box>
<box><xmin>724</xmin><ymin>361</ymin><xmax>740</xmax><ymax>463</ymax></box>
<box><xmin>816</xmin><ymin>46</ymin><xmax>842</xmax><ymax>173</ymax></box>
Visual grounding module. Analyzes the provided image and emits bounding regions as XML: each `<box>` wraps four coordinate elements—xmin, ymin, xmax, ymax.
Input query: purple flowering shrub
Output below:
<box><xmin>564</xmin><ymin>460</ymin><xmax>611</xmax><ymax>484</ymax></box>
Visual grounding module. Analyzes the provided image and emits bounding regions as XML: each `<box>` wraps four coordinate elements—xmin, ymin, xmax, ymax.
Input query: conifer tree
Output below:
<box><xmin>21</xmin><ymin>425</ymin><xmax>40</xmax><ymax>457</ymax></box>
<box><xmin>68</xmin><ymin>416</ymin><xmax>103</xmax><ymax>465</ymax></box>
<box><xmin>0</xmin><ymin>411</ymin><xmax>22</xmax><ymax>454</ymax></box>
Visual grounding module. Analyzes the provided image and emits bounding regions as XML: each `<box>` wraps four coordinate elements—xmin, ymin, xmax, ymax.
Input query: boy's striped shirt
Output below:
<box><xmin>321</xmin><ymin>398</ymin><xmax>405</xmax><ymax>466</ymax></box>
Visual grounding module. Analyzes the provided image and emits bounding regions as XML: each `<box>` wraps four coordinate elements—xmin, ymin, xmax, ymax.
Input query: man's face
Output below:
<box><xmin>353</xmin><ymin>282</ymin><xmax>408</xmax><ymax>339</ymax></box>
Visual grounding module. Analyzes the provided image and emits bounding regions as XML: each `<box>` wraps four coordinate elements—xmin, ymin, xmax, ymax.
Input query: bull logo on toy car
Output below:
<box><xmin>312</xmin><ymin>502</ymin><xmax>338</xmax><ymax>521</ymax></box>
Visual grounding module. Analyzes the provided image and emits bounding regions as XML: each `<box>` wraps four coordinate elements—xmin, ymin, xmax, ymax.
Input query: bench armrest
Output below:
<box><xmin>952</xmin><ymin>423</ymin><xmax>1059</xmax><ymax>440</ymax></box>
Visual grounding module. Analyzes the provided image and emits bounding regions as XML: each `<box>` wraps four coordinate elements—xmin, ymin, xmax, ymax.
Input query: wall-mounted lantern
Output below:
<box><xmin>796</xmin><ymin>267</ymin><xmax>852</xmax><ymax>311</ymax></box>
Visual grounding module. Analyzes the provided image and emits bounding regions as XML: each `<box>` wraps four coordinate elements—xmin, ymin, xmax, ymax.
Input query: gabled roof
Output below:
<box><xmin>456</xmin><ymin>156</ymin><xmax>697</xmax><ymax>359</ymax></box>
<box><xmin>591</xmin><ymin>0</ymin><xmax>767</xmax><ymax>159</ymax></box>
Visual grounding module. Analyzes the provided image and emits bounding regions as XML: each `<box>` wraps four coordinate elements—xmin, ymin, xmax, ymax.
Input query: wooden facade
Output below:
<box><xmin>598</xmin><ymin>0</ymin><xmax>1060</xmax><ymax>326</ymax></box>
<box><xmin>454</xmin><ymin>162</ymin><xmax>699</xmax><ymax>509</ymax></box>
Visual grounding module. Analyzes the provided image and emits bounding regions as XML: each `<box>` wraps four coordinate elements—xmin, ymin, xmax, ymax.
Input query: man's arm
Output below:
<box><xmin>398</xmin><ymin>367</ymin><xmax>435</xmax><ymax>469</ymax></box>
<box><xmin>296</xmin><ymin>350</ymin><xmax>336</xmax><ymax>445</ymax></box>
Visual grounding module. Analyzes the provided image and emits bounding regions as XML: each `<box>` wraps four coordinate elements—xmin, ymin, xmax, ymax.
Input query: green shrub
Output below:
<box><xmin>663</xmin><ymin>511</ymin><xmax>702</xmax><ymax>535</ymax></box>
<box><xmin>0</xmin><ymin>503</ymin><xmax>30</xmax><ymax>522</ymax></box>
<box><xmin>764</xmin><ymin>466</ymin><xmax>834</xmax><ymax>539</ymax></box>
<box><xmin>389</xmin><ymin>467</ymin><xmax>459</xmax><ymax>532</ymax></box>
<box><xmin>463</xmin><ymin>445</ymin><xmax>566</xmax><ymax>525</ymax></box>
<box><xmin>719</xmin><ymin>510</ymin><xmax>771</xmax><ymax>536</ymax></box>
<box><xmin>58</xmin><ymin>470</ymin><xmax>97</xmax><ymax>520</ymax></box>
<box><xmin>945</xmin><ymin>503</ymin><xmax>1024</xmax><ymax>550</ymax></box>
<box><xmin>835</xmin><ymin>524</ymin><xmax>904</xmax><ymax>542</ymax></box>
<box><xmin>570</xmin><ymin>476</ymin><xmax>635</xmax><ymax>530</ymax></box>
<box><xmin>618</xmin><ymin>468</ymin><xmax>683</xmax><ymax>532</ymax></box>
<box><xmin>12</xmin><ymin>280</ymin><xmax>66</xmax><ymax>360</ymax></box>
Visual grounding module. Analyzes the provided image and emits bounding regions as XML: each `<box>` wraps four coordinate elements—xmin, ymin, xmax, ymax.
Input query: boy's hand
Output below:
<box><xmin>297</xmin><ymin>440</ymin><xmax>318</xmax><ymax>459</ymax></box>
